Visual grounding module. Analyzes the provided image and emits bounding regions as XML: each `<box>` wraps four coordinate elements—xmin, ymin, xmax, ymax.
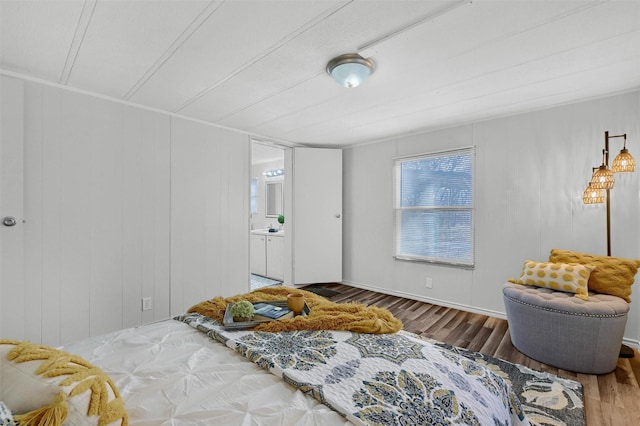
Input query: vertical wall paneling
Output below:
<box><xmin>122</xmin><ymin>106</ymin><xmax>144</xmax><ymax>329</ymax></box>
<box><xmin>0</xmin><ymin>79</ymin><xmax>173</xmax><ymax>346</ymax></box>
<box><xmin>121</xmin><ymin>108</ymin><xmax>172</xmax><ymax>328</ymax></box>
<box><xmin>473</xmin><ymin>117</ymin><xmax>540</xmax><ymax>310</ymax></box>
<box><xmin>284</xmin><ymin>149</ymin><xmax>293</xmax><ymax>286</ymax></box>
<box><xmin>170</xmin><ymin>117</ymin><xmax>206</xmax><ymax>315</ymax></box>
<box><xmin>144</xmin><ymin>111</ymin><xmax>171</xmax><ymax>324</ymax></box>
<box><xmin>170</xmin><ymin>117</ymin><xmax>249</xmax><ymax>316</ymax></box>
<box><xmin>3</xmin><ymin>77</ymin><xmax>247</xmax><ymax>345</ymax></box>
<box><xmin>205</xmin><ymin>126</ymin><xmax>222</xmax><ymax>299</ymax></box>
<box><xmin>0</xmin><ymin>76</ymin><xmax>25</xmax><ymax>340</ymax></box>
<box><xmin>89</xmin><ymin>98</ymin><xmax>125</xmax><ymax>337</ymax></box>
<box><xmin>40</xmin><ymin>85</ymin><xmax>63</xmax><ymax>346</ymax></box>
<box><xmin>59</xmin><ymin>90</ymin><xmax>91</xmax><ymax>344</ymax></box>
<box><xmin>225</xmin><ymin>132</ymin><xmax>250</xmax><ymax>295</ymax></box>
<box><xmin>22</xmin><ymin>82</ymin><xmax>43</xmax><ymax>343</ymax></box>
<box><xmin>342</xmin><ymin>141</ymin><xmax>395</xmax><ymax>291</ymax></box>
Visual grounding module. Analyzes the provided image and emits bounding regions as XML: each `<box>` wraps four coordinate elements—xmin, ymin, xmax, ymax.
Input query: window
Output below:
<box><xmin>250</xmin><ymin>178</ymin><xmax>258</xmax><ymax>214</ymax></box>
<box><xmin>394</xmin><ymin>147</ymin><xmax>474</xmax><ymax>267</ymax></box>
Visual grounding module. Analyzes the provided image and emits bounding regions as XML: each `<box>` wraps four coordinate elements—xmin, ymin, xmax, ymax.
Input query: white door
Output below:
<box><xmin>290</xmin><ymin>148</ymin><xmax>342</xmax><ymax>284</ymax></box>
<box><xmin>0</xmin><ymin>77</ymin><xmax>25</xmax><ymax>340</ymax></box>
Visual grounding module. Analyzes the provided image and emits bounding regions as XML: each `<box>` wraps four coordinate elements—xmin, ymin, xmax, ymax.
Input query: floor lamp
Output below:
<box><xmin>582</xmin><ymin>131</ymin><xmax>636</xmax><ymax>358</ymax></box>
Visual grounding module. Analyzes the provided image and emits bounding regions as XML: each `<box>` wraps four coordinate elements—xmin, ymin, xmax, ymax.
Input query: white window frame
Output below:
<box><xmin>393</xmin><ymin>147</ymin><xmax>475</xmax><ymax>268</ymax></box>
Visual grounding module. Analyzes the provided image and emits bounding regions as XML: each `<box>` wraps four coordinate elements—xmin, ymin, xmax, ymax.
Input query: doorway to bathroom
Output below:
<box><xmin>250</xmin><ymin>141</ymin><xmax>285</xmax><ymax>290</ymax></box>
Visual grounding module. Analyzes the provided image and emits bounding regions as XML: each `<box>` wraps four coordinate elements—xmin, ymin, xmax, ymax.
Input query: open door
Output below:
<box><xmin>288</xmin><ymin>148</ymin><xmax>342</xmax><ymax>284</ymax></box>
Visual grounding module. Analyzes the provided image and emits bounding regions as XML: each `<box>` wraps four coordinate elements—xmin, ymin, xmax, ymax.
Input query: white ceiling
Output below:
<box><xmin>1</xmin><ymin>0</ymin><xmax>639</xmax><ymax>148</ymax></box>
<box><xmin>252</xmin><ymin>141</ymin><xmax>284</xmax><ymax>165</ymax></box>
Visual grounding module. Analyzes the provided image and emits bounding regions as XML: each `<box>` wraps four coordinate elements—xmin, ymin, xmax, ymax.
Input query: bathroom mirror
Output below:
<box><xmin>265</xmin><ymin>182</ymin><xmax>283</xmax><ymax>217</ymax></box>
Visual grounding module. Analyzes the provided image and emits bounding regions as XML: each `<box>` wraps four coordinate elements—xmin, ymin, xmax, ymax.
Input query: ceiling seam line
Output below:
<box><xmin>358</xmin><ymin>0</ymin><xmax>472</xmax><ymax>56</ymax></box>
<box><xmin>123</xmin><ymin>0</ymin><xmax>226</xmax><ymax>101</ymax></box>
<box><xmin>173</xmin><ymin>0</ymin><xmax>355</xmax><ymax>113</ymax></box>
<box><xmin>426</xmin><ymin>0</ymin><xmax>608</xmax><ymax>66</ymax></box>
<box><xmin>215</xmin><ymin>71</ymin><xmax>324</xmax><ymax>123</ymax></box>
<box><xmin>59</xmin><ymin>0</ymin><xmax>97</xmax><ymax>85</ymax></box>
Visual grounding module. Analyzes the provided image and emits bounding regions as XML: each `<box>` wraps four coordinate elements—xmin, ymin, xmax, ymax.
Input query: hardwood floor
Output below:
<box><xmin>312</xmin><ymin>283</ymin><xmax>640</xmax><ymax>426</ymax></box>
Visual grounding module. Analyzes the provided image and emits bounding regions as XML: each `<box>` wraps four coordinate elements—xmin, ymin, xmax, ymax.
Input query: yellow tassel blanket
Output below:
<box><xmin>187</xmin><ymin>286</ymin><xmax>403</xmax><ymax>334</ymax></box>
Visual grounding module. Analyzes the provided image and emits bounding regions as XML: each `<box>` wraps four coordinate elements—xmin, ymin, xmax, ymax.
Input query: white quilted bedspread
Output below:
<box><xmin>62</xmin><ymin>319</ymin><xmax>350</xmax><ymax>425</ymax></box>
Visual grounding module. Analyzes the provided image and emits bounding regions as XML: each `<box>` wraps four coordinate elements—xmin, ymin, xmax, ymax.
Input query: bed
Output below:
<box><xmin>1</xmin><ymin>288</ymin><xmax>529</xmax><ymax>426</ymax></box>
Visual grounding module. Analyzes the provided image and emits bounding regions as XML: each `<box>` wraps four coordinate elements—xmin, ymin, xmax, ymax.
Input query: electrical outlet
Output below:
<box><xmin>425</xmin><ymin>277</ymin><xmax>433</xmax><ymax>289</ymax></box>
<box><xmin>142</xmin><ymin>297</ymin><xmax>152</xmax><ymax>311</ymax></box>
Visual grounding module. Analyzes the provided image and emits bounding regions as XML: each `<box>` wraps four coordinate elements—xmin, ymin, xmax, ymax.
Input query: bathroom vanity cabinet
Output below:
<box><xmin>250</xmin><ymin>231</ymin><xmax>284</xmax><ymax>281</ymax></box>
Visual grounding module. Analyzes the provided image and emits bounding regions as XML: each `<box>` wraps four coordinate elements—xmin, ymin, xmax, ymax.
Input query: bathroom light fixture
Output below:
<box><xmin>326</xmin><ymin>53</ymin><xmax>375</xmax><ymax>88</ymax></box>
<box><xmin>263</xmin><ymin>168</ymin><xmax>284</xmax><ymax>177</ymax></box>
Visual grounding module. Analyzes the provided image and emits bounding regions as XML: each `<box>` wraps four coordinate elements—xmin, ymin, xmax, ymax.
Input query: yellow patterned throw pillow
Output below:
<box><xmin>511</xmin><ymin>260</ymin><xmax>593</xmax><ymax>300</ymax></box>
<box><xmin>0</xmin><ymin>340</ymin><xmax>128</xmax><ymax>426</ymax></box>
<box><xmin>549</xmin><ymin>248</ymin><xmax>640</xmax><ymax>303</ymax></box>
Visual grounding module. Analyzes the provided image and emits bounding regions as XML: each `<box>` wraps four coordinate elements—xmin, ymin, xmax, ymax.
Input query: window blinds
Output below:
<box><xmin>393</xmin><ymin>147</ymin><xmax>474</xmax><ymax>267</ymax></box>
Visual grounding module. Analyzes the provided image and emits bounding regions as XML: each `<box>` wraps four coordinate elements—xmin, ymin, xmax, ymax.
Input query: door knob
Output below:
<box><xmin>335</xmin><ymin>213</ymin><xmax>341</xmax><ymax>218</ymax></box>
<box><xmin>2</xmin><ymin>216</ymin><xmax>17</xmax><ymax>227</ymax></box>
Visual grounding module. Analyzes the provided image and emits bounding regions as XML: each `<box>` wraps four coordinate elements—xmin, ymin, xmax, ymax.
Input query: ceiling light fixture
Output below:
<box><xmin>326</xmin><ymin>53</ymin><xmax>375</xmax><ymax>88</ymax></box>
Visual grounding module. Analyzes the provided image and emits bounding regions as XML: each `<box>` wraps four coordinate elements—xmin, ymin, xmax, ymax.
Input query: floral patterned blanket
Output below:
<box><xmin>177</xmin><ymin>313</ymin><xmax>528</xmax><ymax>426</ymax></box>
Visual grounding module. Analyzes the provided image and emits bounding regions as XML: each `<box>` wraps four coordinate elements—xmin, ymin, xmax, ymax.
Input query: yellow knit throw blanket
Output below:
<box><xmin>187</xmin><ymin>286</ymin><xmax>403</xmax><ymax>334</ymax></box>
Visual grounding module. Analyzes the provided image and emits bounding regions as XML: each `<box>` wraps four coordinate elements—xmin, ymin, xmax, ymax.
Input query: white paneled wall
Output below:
<box><xmin>343</xmin><ymin>91</ymin><xmax>640</xmax><ymax>346</ymax></box>
<box><xmin>170</xmin><ymin>117</ymin><xmax>250</xmax><ymax>315</ymax></box>
<box><xmin>0</xmin><ymin>76</ymin><xmax>249</xmax><ymax>346</ymax></box>
<box><xmin>0</xmin><ymin>77</ymin><xmax>24</xmax><ymax>341</ymax></box>
<box><xmin>16</xmin><ymin>81</ymin><xmax>172</xmax><ymax>346</ymax></box>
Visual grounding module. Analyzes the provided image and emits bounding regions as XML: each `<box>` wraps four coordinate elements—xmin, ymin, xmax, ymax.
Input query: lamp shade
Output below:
<box><xmin>326</xmin><ymin>54</ymin><xmax>375</xmax><ymax>88</ymax></box>
<box><xmin>582</xmin><ymin>182</ymin><xmax>605</xmax><ymax>204</ymax></box>
<box><xmin>612</xmin><ymin>148</ymin><xmax>635</xmax><ymax>173</ymax></box>
<box><xmin>590</xmin><ymin>165</ymin><xmax>614</xmax><ymax>189</ymax></box>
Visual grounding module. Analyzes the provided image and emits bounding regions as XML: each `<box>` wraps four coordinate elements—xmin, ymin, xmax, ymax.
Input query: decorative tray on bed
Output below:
<box><xmin>222</xmin><ymin>300</ymin><xmax>310</xmax><ymax>330</ymax></box>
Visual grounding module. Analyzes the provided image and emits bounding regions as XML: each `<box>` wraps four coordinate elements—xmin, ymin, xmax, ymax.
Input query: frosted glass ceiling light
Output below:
<box><xmin>326</xmin><ymin>54</ymin><xmax>375</xmax><ymax>88</ymax></box>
